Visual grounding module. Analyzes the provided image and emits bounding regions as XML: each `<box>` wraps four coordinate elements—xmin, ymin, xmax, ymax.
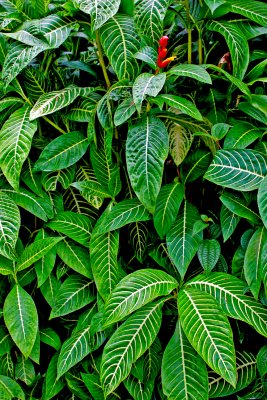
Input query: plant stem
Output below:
<box><xmin>185</xmin><ymin>0</ymin><xmax>192</xmax><ymax>64</ymax></box>
<box><xmin>43</xmin><ymin>117</ymin><xmax>67</xmax><ymax>134</ymax></box>
<box><xmin>95</xmin><ymin>29</ymin><xmax>111</xmax><ymax>89</ymax></box>
<box><xmin>198</xmin><ymin>34</ymin><xmax>203</xmax><ymax>64</ymax></box>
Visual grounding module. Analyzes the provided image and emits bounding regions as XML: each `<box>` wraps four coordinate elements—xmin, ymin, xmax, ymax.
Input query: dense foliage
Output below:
<box><xmin>0</xmin><ymin>0</ymin><xmax>266</xmax><ymax>399</ymax></box>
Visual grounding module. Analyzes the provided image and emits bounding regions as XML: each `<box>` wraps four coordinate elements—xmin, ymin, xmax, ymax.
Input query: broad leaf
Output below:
<box><xmin>57</xmin><ymin>329</ymin><xmax>104</xmax><ymax>378</ymax></box>
<box><xmin>30</xmin><ymin>86</ymin><xmax>95</xmax><ymax>120</ymax></box>
<box><xmin>100</xmin><ymin>14</ymin><xmax>139</xmax><ymax>81</ymax></box>
<box><xmin>220</xmin><ymin>204</ymin><xmax>240</xmax><ymax>242</ymax></box>
<box><xmin>244</xmin><ymin>227</ymin><xmax>267</xmax><ymax>299</ymax></box>
<box><xmin>101</xmin><ymin>300</ymin><xmax>163</xmax><ymax>396</ymax></box>
<box><xmin>50</xmin><ymin>275</ymin><xmax>95</xmax><ymax>319</ymax></box>
<box><xmin>0</xmin><ymin>192</ymin><xmax>20</xmax><ymax>260</ymax></box>
<box><xmin>162</xmin><ymin>321</ymin><xmax>208</xmax><ymax>399</ymax></box>
<box><xmin>93</xmin><ymin>199</ymin><xmax>151</xmax><ymax>236</ymax></box>
<box><xmin>15</xmin><ymin>356</ymin><xmax>35</xmax><ymax>386</ymax></box>
<box><xmin>135</xmin><ymin>0</ymin><xmax>170</xmax><ymax>45</ymax></box>
<box><xmin>166</xmin><ymin>201</ymin><xmax>201</xmax><ymax>279</ymax></box>
<box><xmin>126</xmin><ymin>116</ymin><xmax>169</xmax><ymax>213</ymax></box>
<box><xmin>228</xmin><ymin>0</ymin><xmax>267</xmax><ymax>26</ymax></box>
<box><xmin>220</xmin><ymin>192</ymin><xmax>261</xmax><ymax>224</ymax></box>
<box><xmin>153</xmin><ymin>182</ymin><xmax>184</xmax><ymax>239</ymax></box>
<box><xmin>197</xmin><ymin>239</ymin><xmax>221</xmax><ymax>274</ymax></box>
<box><xmin>168</xmin><ymin>64</ymin><xmax>212</xmax><ymax>84</ymax></box>
<box><xmin>0</xmin><ymin>375</ymin><xmax>25</xmax><ymax>400</ymax></box>
<box><xmin>33</xmin><ymin>131</ymin><xmax>89</xmax><ymax>172</ymax></box>
<box><xmin>41</xmin><ymin>166</ymin><xmax>76</xmax><ymax>191</ymax></box>
<box><xmin>186</xmin><ymin>272</ymin><xmax>267</xmax><ymax>337</ymax></box>
<box><xmin>204</xmin><ymin>149</ymin><xmax>267</xmax><ymax>191</ymax></box>
<box><xmin>90</xmin><ymin>230</ymin><xmax>125</xmax><ymax>301</ymax></box>
<box><xmin>0</xmin><ymin>105</ymin><xmax>37</xmax><ymax>190</ymax></box>
<box><xmin>40</xmin><ymin>328</ymin><xmax>61</xmax><ymax>351</ymax></box>
<box><xmin>204</xmin><ymin>0</ymin><xmax>226</xmax><ymax>13</ymax></box>
<box><xmin>258</xmin><ymin>176</ymin><xmax>267</xmax><ymax>229</ymax></box>
<box><xmin>178</xmin><ymin>288</ymin><xmax>236</xmax><ymax>385</ymax></box>
<box><xmin>102</xmin><ymin>269</ymin><xmax>178</xmax><ymax>328</ymax></box>
<box><xmin>168</xmin><ymin>122</ymin><xmax>193</xmax><ymax>167</ymax></box>
<box><xmin>182</xmin><ymin>149</ymin><xmax>213</xmax><ymax>183</ymax></box>
<box><xmin>71</xmin><ymin>180</ymin><xmax>112</xmax><ymax>199</ymax></box>
<box><xmin>158</xmin><ymin>94</ymin><xmax>203</xmax><ymax>121</ymax></box>
<box><xmin>209</xmin><ymin>351</ymin><xmax>257</xmax><ymax>398</ymax></box>
<box><xmin>57</xmin><ymin>239</ymin><xmax>92</xmax><ymax>279</ymax></box>
<box><xmin>3</xmin><ymin>284</ymin><xmax>38</xmax><ymax>358</ymax></box>
<box><xmin>39</xmin><ymin>15</ymin><xmax>76</xmax><ymax>48</ymax></box>
<box><xmin>134</xmin><ymin>46</ymin><xmax>158</xmax><ymax>69</ymax></box>
<box><xmin>75</xmin><ymin>0</ymin><xmax>120</xmax><ymax>30</ymax></box>
<box><xmin>114</xmin><ymin>97</ymin><xmax>136</xmax><ymax>126</ymax></box>
<box><xmin>133</xmin><ymin>73</ymin><xmax>166</xmax><ymax>113</ymax></box>
<box><xmin>207</xmin><ymin>21</ymin><xmax>249</xmax><ymax>80</ymax></box>
<box><xmin>223</xmin><ymin>122</ymin><xmax>262</xmax><ymax>149</ymax></box>
<box><xmin>46</xmin><ymin>211</ymin><xmax>93</xmax><ymax>247</ymax></box>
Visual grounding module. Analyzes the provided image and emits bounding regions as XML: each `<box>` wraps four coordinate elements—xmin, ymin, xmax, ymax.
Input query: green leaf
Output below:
<box><xmin>114</xmin><ymin>97</ymin><xmax>136</xmax><ymax>126</ymax></box>
<box><xmin>0</xmin><ymin>191</ymin><xmax>20</xmax><ymax>260</ymax></box>
<box><xmin>40</xmin><ymin>328</ymin><xmax>61</xmax><ymax>351</ymax></box>
<box><xmin>57</xmin><ymin>239</ymin><xmax>92</xmax><ymax>279</ymax></box>
<box><xmin>3</xmin><ymin>284</ymin><xmax>38</xmax><ymax>358</ymax></box>
<box><xmin>258</xmin><ymin>176</ymin><xmax>267</xmax><ymax>229</ymax></box>
<box><xmin>166</xmin><ymin>201</ymin><xmax>201</xmax><ymax>279</ymax></box>
<box><xmin>220</xmin><ymin>204</ymin><xmax>240</xmax><ymax>242</ymax></box>
<box><xmin>257</xmin><ymin>345</ymin><xmax>267</xmax><ymax>377</ymax></box>
<box><xmin>93</xmin><ymin>199</ymin><xmax>151</xmax><ymax>236</ymax></box>
<box><xmin>168</xmin><ymin>122</ymin><xmax>194</xmax><ymax>167</ymax></box>
<box><xmin>30</xmin><ymin>86</ymin><xmax>95</xmax><ymax>120</ymax></box>
<box><xmin>71</xmin><ymin>180</ymin><xmax>112</xmax><ymax>199</ymax></box>
<box><xmin>21</xmin><ymin>159</ymin><xmax>43</xmax><ymax>196</ymax></box>
<box><xmin>153</xmin><ymin>182</ymin><xmax>185</xmax><ymax>239</ymax></box>
<box><xmin>204</xmin><ymin>149</ymin><xmax>267</xmax><ymax>191</ymax></box>
<box><xmin>75</xmin><ymin>0</ymin><xmax>120</xmax><ymax>30</ymax></box>
<box><xmin>101</xmin><ymin>300</ymin><xmax>163</xmax><ymax>396</ymax></box>
<box><xmin>197</xmin><ymin>239</ymin><xmax>221</xmax><ymax>274</ymax></box>
<box><xmin>205</xmin><ymin>64</ymin><xmax>251</xmax><ymax>95</ymax></box>
<box><xmin>0</xmin><ymin>326</ymin><xmax>13</xmax><ymax>356</ymax></box>
<box><xmin>207</xmin><ymin>21</ymin><xmax>249</xmax><ymax>80</ymax></box>
<box><xmin>162</xmin><ymin>321</ymin><xmax>208</xmax><ymax>400</ymax></box>
<box><xmin>38</xmin><ymin>14</ymin><xmax>76</xmax><ymax>48</ymax></box>
<box><xmin>129</xmin><ymin>222</ymin><xmax>149</xmax><ymax>262</ymax></box>
<box><xmin>33</xmin><ymin>131</ymin><xmax>89</xmax><ymax>172</ymax></box>
<box><xmin>178</xmin><ymin>288</ymin><xmax>236</xmax><ymax>385</ymax></box>
<box><xmin>15</xmin><ymin>355</ymin><xmax>35</xmax><ymax>386</ymax></box>
<box><xmin>46</xmin><ymin>211</ymin><xmax>93</xmax><ymax>247</ymax></box>
<box><xmin>67</xmin><ymin>94</ymin><xmax>101</xmax><ymax>122</ymax></box>
<box><xmin>133</xmin><ymin>73</ymin><xmax>166</xmax><ymax>113</ymax></box>
<box><xmin>204</xmin><ymin>0</ymin><xmax>227</xmax><ymax>13</ymax></box>
<box><xmin>186</xmin><ymin>272</ymin><xmax>267</xmax><ymax>337</ymax></box>
<box><xmin>100</xmin><ymin>14</ymin><xmax>139</xmax><ymax>81</ymax></box>
<box><xmin>227</xmin><ymin>0</ymin><xmax>267</xmax><ymax>26</ymax></box>
<box><xmin>168</xmin><ymin>64</ymin><xmax>212</xmax><ymax>84</ymax></box>
<box><xmin>220</xmin><ymin>192</ymin><xmax>261</xmax><ymax>224</ymax></box>
<box><xmin>249</xmin><ymin>94</ymin><xmax>267</xmax><ymax>114</ymax></box>
<box><xmin>182</xmin><ymin>150</ymin><xmax>213</xmax><ymax>183</ymax></box>
<box><xmin>102</xmin><ymin>269</ymin><xmax>178</xmax><ymax>328</ymax></box>
<box><xmin>158</xmin><ymin>94</ymin><xmax>203</xmax><ymax>121</ymax></box>
<box><xmin>223</xmin><ymin>122</ymin><xmax>262</xmax><ymax>149</ymax></box>
<box><xmin>135</xmin><ymin>0</ymin><xmax>170</xmax><ymax>45</ymax></box>
<box><xmin>44</xmin><ymin>353</ymin><xmax>65</xmax><ymax>400</ymax></box>
<box><xmin>0</xmin><ymin>105</ymin><xmax>37</xmax><ymax>190</ymax></box>
<box><xmin>4</xmin><ymin>30</ymin><xmax>47</xmax><ymax>47</ymax></box>
<box><xmin>50</xmin><ymin>275</ymin><xmax>95</xmax><ymax>319</ymax></box>
<box><xmin>0</xmin><ymin>97</ymin><xmax>24</xmax><ymax>113</ymax></box>
<box><xmin>209</xmin><ymin>351</ymin><xmax>257</xmax><ymax>398</ymax></box>
<box><xmin>244</xmin><ymin>227</ymin><xmax>267</xmax><ymax>299</ymax></box>
<box><xmin>41</xmin><ymin>166</ymin><xmax>76</xmax><ymax>191</ymax></box>
<box><xmin>124</xmin><ymin>376</ymin><xmax>154</xmax><ymax>400</ymax></box>
<box><xmin>90</xmin><ymin>230</ymin><xmax>125</xmax><ymax>301</ymax></box>
<box><xmin>57</xmin><ymin>329</ymin><xmax>104</xmax><ymax>378</ymax></box>
<box><xmin>239</xmin><ymin>101</ymin><xmax>267</xmax><ymax>124</ymax></box>
<box><xmin>134</xmin><ymin>46</ymin><xmax>158</xmax><ymax>69</ymax></box>
<box><xmin>126</xmin><ymin>116</ymin><xmax>169</xmax><ymax>213</ymax></box>
<box><xmin>0</xmin><ymin>375</ymin><xmax>25</xmax><ymax>400</ymax></box>
<box><xmin>16</xmin><ymin>236</ymin><xmax>63</xmax><ymax>273</ymax></box>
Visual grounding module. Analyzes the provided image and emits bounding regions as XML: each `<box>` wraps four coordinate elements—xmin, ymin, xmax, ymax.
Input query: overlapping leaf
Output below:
<box><xmin>0</xmin><ymin>192</ymin><xmax>20</xmax><ymax>260</ymax></box>
<box><xmin>258</xmin><ymin>175</ymin><xmax>267</xmax><ymax>229</ymax></box>
<box><xmin>220</xmin><ymin>204</ymin><xmax>240</xmax><ymax>242</ymax></box>
<box><xmin>168</xmin><ymin>64</ymin><xmax>212</xmax><ymax>84</ymax></box>
<box><xmin>168</xmin><ymin>122</ymin><xmax>194</xmax><ymax>167</ymax></box>
<box><xmin>228</xmin><ymin>0</ymin><xmax>267</xmax><ymax>26</ymax></box>
<box><xmin>133</xmin><ymin>73</ymin><xmax>166</xmax><ymax>113</ymax></box>
<box><xmin>57</xmin><ymin>239</ymin><xmax>92</xmax><ymax>279</ymax></box>
<box><xmin>75</xmin><ymin>0</ymin><xmax>120</xmax><ymax>30</ymax></box>
<box><xmin>0</xmin><ymin>375</ymin><xmax>25</xmax><ymax>400</ymax></box>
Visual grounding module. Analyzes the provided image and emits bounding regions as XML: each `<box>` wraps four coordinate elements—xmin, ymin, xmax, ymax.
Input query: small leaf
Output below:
<box><xmin>0</xmin><ymin>192</ymin><xmax>20</xmax><ymax>260</ymax></box>
<box><xmin>40</xmin><ymin>328</ymin><xmax>61</xmax><ymax>351</ymax></box>
<box><xmin>223</xmin><ymin>122</ymin><xmax>262</xmax><ymax>149</ymax></box>
<box><xmin>258</xmin><ymin>176</ymin><xmax>267</xmax><ymax>229</ymax></box>
<box><xmin>197</xmin><ymin>239</ymin><xmax>221</xmax><ymax>274</ymax></box>
<box><xmin>220</xmin><ymin>204</ymin><xmax>240</xmax><ymax>242</ymax></box>
<box><xmin>220</xmin><ymin>192</ymin><xmax>261</xmax><ymax>224</ymax></box>
<box><xmin>133</xmin><ymin>73</ymin><xmax>166</xmax><ymax>113</ymax></box>
<box><xmin>204</xmin><ymin>0</ymin><xmax>227</xmax><ymax>13</ymax></box>
<box><xmin>4</xmin><ymin>284</ymin><xmax>38</xmax><ymax>358</ymax></box>
<box><xmin>50</xmin><ymin>275</ymin><xmax>95</xmax><ymax>319</ymax></box>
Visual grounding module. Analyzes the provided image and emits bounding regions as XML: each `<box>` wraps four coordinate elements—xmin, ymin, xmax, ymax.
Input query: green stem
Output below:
<box><xmin>198</xmin><ymin>34</ymin><xmax>203</xmax><ymax>65</ymax></box>
<box><xmin>185</xmin><ymin>0</ymin><xmax>192</xmax><ymax>64</ymax></box>
<box><xmin>95</xmin><ymin>29</ymin><xmax>111</xmax><ymax>89</ymax></box>
<box><xmin>43</xmin><ymin>117</ymin><xmax>67</xmax><ymax>134</ymax></box>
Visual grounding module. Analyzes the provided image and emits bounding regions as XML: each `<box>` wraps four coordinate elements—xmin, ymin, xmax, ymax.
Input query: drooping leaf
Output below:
<box><xmin>209</xmin><ymin>351</ymin><xmax>257</xmax><ymax>398</ymax></box>
<box><xmin>0</xmin><ymin>375</ymin><xmax>25</xmax><ymax>400</ymax></box>
<box><xmin>204</xmin><ymin>0</ymin><xmax>227</xmax><ymax>13</ymax></box>
<box><xmin>50</xmin><ymin>275</ymin><xmax>95</xmax><ymax>319</ymax></box>
<box><xmin>33</xmin><ymin>131</ymin><xmax>89</xmax><ymax>172</ymax></box>
<box><xmin>75</xmin><ymin>0</ymin><xmax>121</xmax><ymax>30</ymax></box>
<box><xmin>207</xmin><ymin>20</ymin><xmax>249</xmax><ymax>80</ymax></box>
<box><xmin>126</xmin><ymin>116</ymin><xmax>169</xmax><ymax>213</ymax></box>
<box><xmin>129</xmin><ymin>221</ymin><xmax>149</xmax><ymax>262</ymax></box>
<box><xmin>0</xmin><ymin>105</ymin><xmax>37</xmax><ymax>190</ymax></box>
<box><xmin>133</xmin><ymin>73</ymin><xmax>166</xmax><ymax>113</ymax></box>
<box><xmin>90</xmin><ymin>230</ymin><xmax>125</xmax><ymax>301</ymax></box>
<box><xmin>168</xmin><ymin>64</ymin><xmax>212</xmax><ymax>84</ymax></box>
<box><xmin>153</xmin><ymin>182</ymin><xmax>184</xmax><ymax>239</ymax></box>
<box><xmin>46</xmin><ymin>211</ymin><xmax>93</xmax><ymax>247</ymax></box>
<box><xmin>135</xmin><ymin>0</ymin><xmax>171</xmax><ymax>45</ymax></box>
<box><xmin>168</xmin><ymin>122</ymin><xmax>194</xmax><ymax>167</ymax></box>
<box><xmin>100</xmin><ymin>14</ymin><xmax>139</xmax><ymax>81</ymax></box>
<box><xmin>15</xmin><ymin>355</ymin><xmax>35</xmax><ymax>386</ymax></box>
<box><xmin>223</xmin><ymin>122</ymin><xmax>262</xmax><ymax>149</ymax></box>
<box><xmin>101</xmin><ymin>300</ymin><xmax>163</xmax><ymax>396</ymax></box>
<box><xmin>134</xmin><ymin>46</ymin><xmax>158</xmax><ymax>69</ymax></box>
<box><xmin>102</xmin><ymin>269</ymin><xmax>177</xmax><ymax>328</ymax></box>
<box><xmin>186</xmin><ymin>272</ymin><xmax>267</xmax><ymax>337</ymax></box>
<box><xmin>220</xmin><ymin>204</ymin><xmax>240</xmax><ymax>242</ymax></box>
<box><xmin>0</xmin><ymin>192</ymin><xmax>20</xmax><ymax>260</ymax></box>
<box><xmin>220</xmin><ymin>192</ymin><xmax>261</xmax><ymax>225</ymax></box>
<box><xmin>158</xmin><ymin>94</ymin><xmax>203</xmax><ymax>121</ymax></box>
<box><xmin>166</xmin><ymin>201</ymin><xmax>201</xmax><ymax>279</ymax></box>
<box><xmin>258</xmin><ymin>176</ymin><xmax>267</xmax><ymax>229</ymax></box>
<box><xmin>178</xmin><ymin>288</ymin><xmax>236</xmax><ymax>385</ymax></box>
<box><xmin>227</xmin><ymin>0</ymin><xmax>267</xmax><ymax>26</ymax></box>
<box><xmin>57</xmin><ymin>239</ymin><xmax>92</xmax><ymax>279</ymax></box>
<box><xmin>204</xmin><ymin>149</ymin><xmax>267</xmax><ymax>191</ymax></box>
<box><xmin>43</xmin><ymin>353</ymin><xmax>65</xmax><ymax>400</ymax></box>
<box><xmin>162</xmin><ymin>321</ymin><xmax>209</xmax><ymax>400</ymax></box>
<box><xmin>3</xmin><ymin>284</ymin><xmax>38</xmax><ymax>358</ymax></box>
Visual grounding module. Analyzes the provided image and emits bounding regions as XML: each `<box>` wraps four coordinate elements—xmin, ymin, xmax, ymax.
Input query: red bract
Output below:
<box><xmin>157</xmin><ymin>35</ymin><xmax>175</xmax><ymax>69</ymax></box>
<box><xmin>159</xmin><ymin>35</ymin><xmax>169</xmax><ymax>47</ymax></box>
